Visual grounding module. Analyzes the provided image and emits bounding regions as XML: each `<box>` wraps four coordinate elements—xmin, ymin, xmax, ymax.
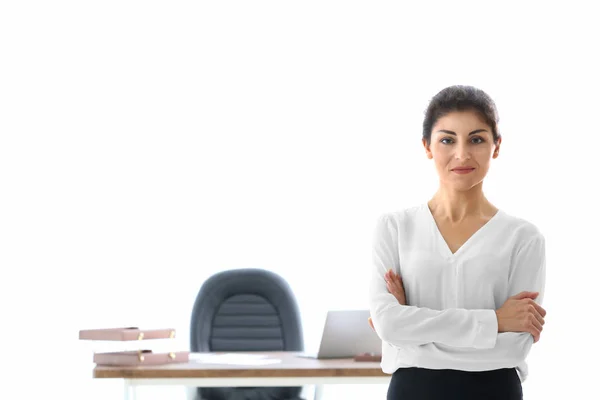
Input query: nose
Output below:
<box><xmin>454</xmin><ymin>144</ymin><xmax>471</xmax><ymax>161</ymax></box>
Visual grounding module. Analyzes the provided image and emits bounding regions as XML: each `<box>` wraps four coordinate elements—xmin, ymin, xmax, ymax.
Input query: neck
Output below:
<box><xmin>428</xmin><ymin>183</ymin><xmax>492</xmax><ymax>223</ymax></box>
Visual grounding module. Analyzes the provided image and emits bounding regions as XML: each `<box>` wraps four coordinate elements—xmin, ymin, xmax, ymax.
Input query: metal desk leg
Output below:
<box><xmin>124</xmin><ymin>379</ymin><xmax>138</xmax><ymax>400</ymax></box>
<box><xmin>314</xmin><ymin>384</ymin><xmax>324</xmax><ymax>400</ymax></box>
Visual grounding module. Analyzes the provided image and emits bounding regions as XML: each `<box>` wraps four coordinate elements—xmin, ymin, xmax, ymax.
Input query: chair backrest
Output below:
<box><xmin>190</xmin><ymin>268</ymin><xmax>304</xmax><ymax>400</ymax></box>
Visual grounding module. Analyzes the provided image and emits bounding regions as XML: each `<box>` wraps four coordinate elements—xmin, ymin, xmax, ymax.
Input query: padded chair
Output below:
<box><xmin>190</xmin><ymin>268</ymin><xmax>305</xmax><ymax>400</ymax></box>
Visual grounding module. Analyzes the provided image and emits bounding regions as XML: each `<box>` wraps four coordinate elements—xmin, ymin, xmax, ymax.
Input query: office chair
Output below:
<box><xmin>190</xmin><ymin>268</ymin><xmax>305</xmax><ymax>400</ymax></box>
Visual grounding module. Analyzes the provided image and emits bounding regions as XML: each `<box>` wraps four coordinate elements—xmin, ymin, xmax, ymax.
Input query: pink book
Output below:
<box><xmin>79</xmin><ymin>327</ymin><xmax>176</xmax><ymax>341</ymax></box>
<box><xmin>94</xmin><ymin>350</ymin><xmax>190</xmax><ymax>366</ymax></box>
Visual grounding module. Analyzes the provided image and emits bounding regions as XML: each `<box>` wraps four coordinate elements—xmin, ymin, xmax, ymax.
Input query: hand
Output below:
<box><xmin>385</xmin><ymin>268</ymin><xmax>406</xmax><ymax>305</ymax></box>
<box><xmin>495</xmin><ymin>291</ymin><xmax>547</xmax><ymax>343</ymax></box>
<box><xmin>368</xmin><ymin>269</ymin><xmax>407</xmax><ymax>332</ymax></box>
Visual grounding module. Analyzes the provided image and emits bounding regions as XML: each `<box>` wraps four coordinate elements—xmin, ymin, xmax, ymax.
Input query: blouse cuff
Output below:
<box><xmin>470</xmin><ymin>309</ymin><xmax>499</xmax><ymax>349</ymax></box>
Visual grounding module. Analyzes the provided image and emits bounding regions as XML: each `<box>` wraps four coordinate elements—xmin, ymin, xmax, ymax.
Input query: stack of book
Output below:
<box><xmin>79</xmin><ymin>327</ymin><xmax>189</xmax><ymax>366</ymax></box>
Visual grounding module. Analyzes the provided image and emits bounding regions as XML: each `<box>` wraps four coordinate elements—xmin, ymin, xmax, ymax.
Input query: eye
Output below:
<box><xmin>471</xmin><ymin>136</ymin><xmax>485</xmax><ymax>144</ymax></box>
<box><xmin>440</xmin><ymin>137</ymin><xmax>454</xmax><ymax>145</ymax></box>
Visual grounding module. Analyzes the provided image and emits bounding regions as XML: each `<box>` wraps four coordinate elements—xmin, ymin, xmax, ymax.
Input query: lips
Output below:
<box><xmin>451</xmin><ymin>167</ymin><xmax>475</xmax><ymax>175</ymax></box>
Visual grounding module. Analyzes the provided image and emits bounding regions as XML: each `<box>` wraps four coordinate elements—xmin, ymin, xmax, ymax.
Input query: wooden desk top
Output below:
<box><xmin>93</xmin><ymin>351</ymin><xmax>388</xmax><ymax>379</ymax></box>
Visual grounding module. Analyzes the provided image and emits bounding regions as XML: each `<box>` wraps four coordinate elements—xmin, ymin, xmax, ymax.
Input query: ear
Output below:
<box><xmin>492</xmin><ymin>136</ymin><xmax>502</xmax><ymax>159</ymax></box>
<box><xmin>422</xmin><ymin>138</ymin><xmax>433</xmax><ymax>159</ymax></box>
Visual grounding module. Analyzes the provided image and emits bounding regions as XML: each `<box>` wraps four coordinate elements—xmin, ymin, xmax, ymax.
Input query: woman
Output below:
<box><xmin>368</xmin><ymin>85</ymin><xmax>547</xmax><ymax>400</ymax></box>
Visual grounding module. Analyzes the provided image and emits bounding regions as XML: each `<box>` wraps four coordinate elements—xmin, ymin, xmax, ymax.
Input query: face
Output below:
<box><xmin>422</xmin><ymin>110</ymin><xmax>501</xmax><ymax>192</ymax></box>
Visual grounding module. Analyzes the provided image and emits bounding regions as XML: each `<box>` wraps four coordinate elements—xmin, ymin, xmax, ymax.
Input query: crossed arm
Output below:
<box><xmin>368</xmin><ymin>214</ymin><xmax>547</xmax><ymax>369</ymax></box>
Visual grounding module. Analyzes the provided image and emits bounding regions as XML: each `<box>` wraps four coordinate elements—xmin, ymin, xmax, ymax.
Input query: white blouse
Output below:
<box><xmin>368</xmin><ymin>203</ymin><xmax>546</xmax><ymax>382</ymax></box>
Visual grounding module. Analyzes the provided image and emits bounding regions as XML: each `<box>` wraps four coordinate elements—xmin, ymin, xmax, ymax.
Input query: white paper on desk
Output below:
<box><xmin>189</xmin><ymin>353</ymin><xmax>282</xmax><ymax>366</ymax></box>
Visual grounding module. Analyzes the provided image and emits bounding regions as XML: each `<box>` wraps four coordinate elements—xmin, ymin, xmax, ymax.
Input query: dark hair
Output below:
<box><xmin>422</xmin><ymin>85</ymin><xmax>500</xmax><ymax>146</ymax></box>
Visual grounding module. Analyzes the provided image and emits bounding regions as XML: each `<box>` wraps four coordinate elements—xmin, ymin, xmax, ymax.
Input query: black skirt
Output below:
<box><xmin>387</xmin><ymin>366</ymin><xmax>523</xmax><ymax>400</ymax></box>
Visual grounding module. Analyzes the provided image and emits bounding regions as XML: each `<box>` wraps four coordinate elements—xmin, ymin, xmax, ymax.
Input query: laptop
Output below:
<box><xmin>297</xmin><ymin>309</ymin><xmax>382</xmax><ymax>359</ymax></box>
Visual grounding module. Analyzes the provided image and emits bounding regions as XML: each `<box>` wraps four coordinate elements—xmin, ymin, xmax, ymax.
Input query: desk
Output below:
<box><xmin>93</xmin><ymin>351</ymin><xmax>390</xmax><ymax>400</ymax></box>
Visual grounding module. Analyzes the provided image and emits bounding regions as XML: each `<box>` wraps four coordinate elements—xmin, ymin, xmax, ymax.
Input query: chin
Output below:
<box><xmin>444</xmin><ymin>179</ymin><xmax>478</xmax><ymax>192</ymax></box>
<box><xmin>452</xmin><ymin>185</ymin><xmax>475</xmax><ymax>192</ymax></box>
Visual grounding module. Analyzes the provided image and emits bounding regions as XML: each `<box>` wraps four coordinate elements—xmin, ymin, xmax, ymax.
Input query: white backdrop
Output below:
<box><xmin>1</xmin><ymin>1</ymin><xmax>598</xmax><ymax>399</ymax></box>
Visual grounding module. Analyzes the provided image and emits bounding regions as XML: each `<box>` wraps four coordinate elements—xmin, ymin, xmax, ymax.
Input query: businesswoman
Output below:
<box><xmin>368</xmin><ymin>85</ymin><xmax>547</xmax><ymax>400</ymax></box>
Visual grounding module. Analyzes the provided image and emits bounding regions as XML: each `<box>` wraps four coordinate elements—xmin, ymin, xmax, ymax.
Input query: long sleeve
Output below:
<box><xmin>410</xmin><ymin>232</ymin><xmax>547</xmax><ymax>371</ymax></box>
<box><xmin>368</xmin><ymin>214</ymin><xmax>499</xmax><ymax>349</ymax></box>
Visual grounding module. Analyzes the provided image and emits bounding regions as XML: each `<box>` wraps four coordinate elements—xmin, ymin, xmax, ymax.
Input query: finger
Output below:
<box><xmin>389</xmin><ymin>273</ymin><xmax>397</xmax><ymax>285</ymax></box>
<box><xmin>394</xmin><ymin>273</ymin><xmax>402</xmax><ymax>283</ymax></box>
<box><xmin>526</xmin><ymin>299</ymin><xmax>546</xmax><ymax>319</ymax></box>
<box><xmin>530</xmin><ymin>325</ymin><xmax>541</xmax><ymax>343</ymax></box>
<box><xmin>535</xmin><ymin>311</ymin><xmax>545</xmax><ymax>327</ymax></box>
<box><xmin>524</xmin><ymin>302</ymin><xmax>545</xmax><ymax>326</ymax></box>
<box><xmin>534</xmin><ymin>303</ymin><xmax>546</xmax><ymax>318</ymax></box>
<box><xmin>386</xmin><ymin>283</ymin><xmax>400</xmax><ymax>302</ymax></box>
<box><xmin>387</xmin><ymin>281</ymin><xmax>403</xmax><ymax>300</ymax></box>
<box><xmin>388</xmin><ymin>282</ymin><xmax>401</xmax><ymax>297</ymax></box>
<box><xmin>391</xmin><ymin>273</ymin><xmax>401</xmax><ymax>287</ymax></box>
<box><xmin>512</xmin><ymin>291</ymin><xmax>539</xmax><ymax>300</ymax></box>
<box><xmin>532</xmin><ymin>308</ymin><xmax>545</xmax><ymax>326</ymax></box>
<box><xmin>385</xmin><ymin>270</ymin><xmax>393</xmax><ymax>282</ymax></box>
<box><xmin>386</xmin><ymin>281</ymin><xmax>396</xmax><ymax>295</ymax></box>
<box><xmin>530</xmin><ymin>316</ymin><xmax>543</xmax><ymax>332</ymax></box>
<box><xmin>388</xmin><ymin>278</ymin><xmax>401</xmax><ymax>293</ymax></box>
<box><xmin>386</xmin><ymin>272</ymin><xmax>396</xmax><ymax>285</ymax></box>
<box><xmin>527</xmin><ymin>321</ymin><xmax>541</xmax><ymax>340</ymax></box>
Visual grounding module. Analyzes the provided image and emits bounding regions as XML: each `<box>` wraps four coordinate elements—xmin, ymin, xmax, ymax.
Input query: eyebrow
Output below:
<box><xmin>436</xmin><ymin>129</ymin><xmax>488</xmax><ymax>136</ymax></box>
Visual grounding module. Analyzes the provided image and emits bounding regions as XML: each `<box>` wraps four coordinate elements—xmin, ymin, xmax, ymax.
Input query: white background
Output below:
<box><xmin>1</xmin><ymin>1</ymin><xmax>598</xmax><ymax>399</ymax></box>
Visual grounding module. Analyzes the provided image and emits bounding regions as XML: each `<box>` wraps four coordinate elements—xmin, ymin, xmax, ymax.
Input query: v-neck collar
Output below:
<box><xmin>423</xmin><ymin>203</ymin><xmax>503</xmax><ymax>260</ymax></box>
